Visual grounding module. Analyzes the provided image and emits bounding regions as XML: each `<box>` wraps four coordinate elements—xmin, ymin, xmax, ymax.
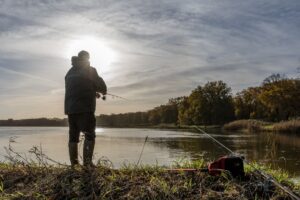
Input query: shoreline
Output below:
<box><xmin>1</xmin><ymin>122</ymin><xmax>299</xmax><ymax>134</ymax></box>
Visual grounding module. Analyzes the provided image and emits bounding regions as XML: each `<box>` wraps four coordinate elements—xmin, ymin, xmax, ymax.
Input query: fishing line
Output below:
<box><xmin>194</xmin><ymin>126</ymin><xmax>235</xmax><ymax>154</ymax></box>
<box><xmin>194</xmin><ymin>126</ymin><xmax>300</xmax><ymax>200</ymax></box>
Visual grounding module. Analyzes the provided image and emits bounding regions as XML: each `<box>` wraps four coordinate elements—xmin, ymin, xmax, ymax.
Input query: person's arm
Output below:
<box><xmin>90</xmin><ymin>67</ymin><xmax>107</xmax><ymax>94</ymax></box>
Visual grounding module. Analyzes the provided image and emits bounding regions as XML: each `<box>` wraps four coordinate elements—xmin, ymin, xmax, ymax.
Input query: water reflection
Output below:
<box><xmin>148</xmin><ymin>130</ymin><xmax>300</xmax><ymax>177</ymax></box>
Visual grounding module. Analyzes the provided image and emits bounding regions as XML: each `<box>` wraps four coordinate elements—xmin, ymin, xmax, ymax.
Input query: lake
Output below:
<box><xmin>0</xmin><ymin>127</ymin><xmax>299</xmax><ymax>181</ymax></box>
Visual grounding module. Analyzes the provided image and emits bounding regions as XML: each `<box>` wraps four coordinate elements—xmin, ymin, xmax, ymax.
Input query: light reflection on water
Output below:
<box><xmin>0</xmin><ymin>127</ymin><xmax>299</xmax><ymax>182</ymax></box>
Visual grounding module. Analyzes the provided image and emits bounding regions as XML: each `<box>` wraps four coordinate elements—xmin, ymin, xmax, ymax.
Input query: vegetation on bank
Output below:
<box><xmin>0</xmin><ymin>142</ymin><xmax>299</xmax><ymax>200</ymax></box>
<box><xmin>97</xmin><ymin>74</ymin><xmax>300</xmax><ymax>127</ymax></box>
<box><xmin>223</xmin><ymin>120</ymin><xmax>268</xmax><ymax>132</ymax></box>
<box><xmin>0</xmin><ymin>118</ymin><xmax>68</xmax><ymax>127</ymax></box>
<box><xmin>223</xmin><ymin>119</ymin><xmax>300</xmax><ymax>134</ymax></box>
<box><xmin>273</xmin><ymin>119</ymin><xmax>300</xmax><ymax>134</ymax></box>
<box><xmin>1</xmin><ymin>159</ymin><xmax>299</xmax><ymax>200</ymax></box>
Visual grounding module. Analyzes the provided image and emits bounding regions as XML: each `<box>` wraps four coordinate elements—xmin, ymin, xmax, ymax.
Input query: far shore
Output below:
<box><xmin>1</xmin><ymin>119</ymin><xmax>299</xmax><ymax>134</ymax></box>
<box><xmin>223</xmin><ymin>119</ymin><xmax>300</xmax><ymax>134</ymax></box>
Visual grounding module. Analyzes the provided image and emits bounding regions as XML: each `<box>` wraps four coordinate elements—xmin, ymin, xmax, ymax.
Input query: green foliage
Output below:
<box><xmin>178</xmin><ymin>96</ymin><xmax>193</xmax><ymax>125</ymax></box>
<box><xmin>97</xmin><ymin>97</ymin><xmax>182</xmax><ymax>126</ymax></box>
<box><xmin>94</xmin><ymin>74</ymin><xmax>300</xmax><ymax>127</ymax></box>
<box><xmin>181</xmin><ymin>81</ymin><xmax>235</xmax><ymax>125</ymax></box>
<box><xmin>245</xmin><ymin>162</ymin><xmax>290</xmax><ymax>183</ymax></box>
<box><xmin>172</xmin><ymin>158</ymin><xmax>205</xmax><ymax>169</ymax></box>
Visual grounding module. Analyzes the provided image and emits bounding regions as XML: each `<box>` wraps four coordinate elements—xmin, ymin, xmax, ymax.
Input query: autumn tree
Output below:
<box><xmin>259</xmin><ymin>77</ymin><xmax>300</xmax><ymax>121</ymax></box>
<box><xmin>234</xmin><ymin>87</ymin><xmax>267</xmax><ymax>120</ymax></box>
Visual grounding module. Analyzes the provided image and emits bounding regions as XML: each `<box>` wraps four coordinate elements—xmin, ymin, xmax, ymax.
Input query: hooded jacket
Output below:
<box><xmin>64</xmin><ymin>65</ymin><xmax>106</xmax><ymax>114</ymax></box>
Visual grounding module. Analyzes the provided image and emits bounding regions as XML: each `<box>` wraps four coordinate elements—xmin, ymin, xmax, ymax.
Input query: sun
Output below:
<box><xmin>66</xmin><ymin>36</ymin><xmax>117</xmax><ymax>73</ymax></box>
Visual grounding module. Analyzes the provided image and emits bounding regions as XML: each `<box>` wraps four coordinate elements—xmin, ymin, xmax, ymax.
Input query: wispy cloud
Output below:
<box><xmin>0</xmin><ymin>0</ymin><xmax>300</xmax><ymax>118</ymax></box>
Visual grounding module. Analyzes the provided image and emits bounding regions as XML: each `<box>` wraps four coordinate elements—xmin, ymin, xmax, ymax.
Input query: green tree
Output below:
<box><xmin>178</xmin><ymin>96</ymin><xmax>193</xmax><ymax>125</ymax></box>
<box><xmin>183</xmin><ymin>81</ymin><xmax>235</xmax><ymax>125</ymax></box>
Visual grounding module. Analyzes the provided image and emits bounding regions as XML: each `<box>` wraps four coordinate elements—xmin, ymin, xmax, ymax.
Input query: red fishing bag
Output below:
<box><xmin>208</xmin><ymin>155</ymin><xmax>245</xmax><ymax>178</ymax></box>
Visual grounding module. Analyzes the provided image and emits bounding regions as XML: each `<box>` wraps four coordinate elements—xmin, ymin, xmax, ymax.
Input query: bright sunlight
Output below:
<box><xmin>66</xmin><ymin>36</ymin><xmax>117</xmax><ymax>72</ymax></box>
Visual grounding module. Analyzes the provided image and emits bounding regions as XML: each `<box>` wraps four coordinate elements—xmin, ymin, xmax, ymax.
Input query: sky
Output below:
<box><xmin>0</xmin><ymin>0</ymin><xmax>300</xmax><ymax>119</ymax></box>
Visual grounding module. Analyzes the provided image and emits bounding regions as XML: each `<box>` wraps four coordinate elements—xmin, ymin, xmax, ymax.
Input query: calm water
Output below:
<box><xmin>0</xmin><ymin>127</ymin><xmax>299</xmax><ymax>180</ymax></box>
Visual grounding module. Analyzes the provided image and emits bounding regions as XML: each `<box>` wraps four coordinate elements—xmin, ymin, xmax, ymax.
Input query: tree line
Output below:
<box><xmin>0</xmin><ymin>118</ymin><xmax>68</xmax><ymax>126</ymax></box>
<box><xmin>1</xmin><ymin>74</ymin><xmax>299</xmax><ymax>127</ymax></box>
<box><xmin>97</xmin><ymin>74</ymin><xmax>300</xmax><ymax>126</ymax></box>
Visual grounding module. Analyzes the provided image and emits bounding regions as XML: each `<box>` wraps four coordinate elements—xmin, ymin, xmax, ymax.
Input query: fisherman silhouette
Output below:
<box><xmin>65</xmin><ymin>50</ymin><xmax>107</xmax><ymax>167</ymax></box>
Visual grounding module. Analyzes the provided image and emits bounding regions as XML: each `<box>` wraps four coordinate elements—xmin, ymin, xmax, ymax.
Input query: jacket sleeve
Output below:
<box><xmin>90</xmin><ymin>67</ymin><xmax>107</xmax><ymax>94</ymax></box>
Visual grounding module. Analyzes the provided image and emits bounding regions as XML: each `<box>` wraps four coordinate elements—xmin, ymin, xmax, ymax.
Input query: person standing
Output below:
<box><xmin>65</xmin><ymin>50</ymin><xmax>107</xmax><ymax>167</ymax></box>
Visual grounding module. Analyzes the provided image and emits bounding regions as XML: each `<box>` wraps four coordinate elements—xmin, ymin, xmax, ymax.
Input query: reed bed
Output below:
<box><xmin>223</xmin><ymin>120</ymin><xmax>267</xmax><ymax>132</ymax></box>
<box><xmin>223</xmin><ymin>119</ymin><xmax>300</xmax><ymax>134</ymax></box>
<box><xmin>273</xmin><ymin>119</ymin><xmax>300</xmax><ymax>134</ymax></box>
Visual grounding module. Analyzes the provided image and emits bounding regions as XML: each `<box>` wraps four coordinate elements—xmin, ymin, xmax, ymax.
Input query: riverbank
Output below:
<box><xmin>1</xmin><ymin>160</ymin><xmax>299</xmax><ymax>200</ymax></box>
<box><xmin>223</xmin><ymin>119</ymin><xmax>300</xmax><ymax>134</ymax></box>
<box><xmin>102</xmin><ymin>119</ymin><xmax>300</xmax><ymax>134</ymax></box>
<box><xmin>98</xmin><ymin>124</ymin><xmax>220</xmax><ymax>132</ymax></box>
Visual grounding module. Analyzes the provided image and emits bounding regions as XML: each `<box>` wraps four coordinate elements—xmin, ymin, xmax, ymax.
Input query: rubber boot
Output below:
<box><xmin>68</xmin><ymin>142</ymin><xmax>79</xmax><ymax>166</ymax></box>
<box><xmin>83</xmin><ymin>140</ymin><xmax>95</xmax><ymax>167</ymax></box>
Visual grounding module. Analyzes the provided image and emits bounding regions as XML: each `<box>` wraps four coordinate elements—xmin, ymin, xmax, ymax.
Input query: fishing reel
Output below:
<box><xmin>96</xmin><ymin>92</ymin><xmax>106</xmax><ymax>100</ymax></box>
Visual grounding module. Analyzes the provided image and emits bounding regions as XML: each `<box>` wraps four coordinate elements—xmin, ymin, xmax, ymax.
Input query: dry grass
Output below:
<box><xmin>224</xmin><ymin>119</ymin><xmax>300</xmax><ymax>134</ymax></box>
<box><xmin>1</xmin><ymin>145</ymin><xmax>299</xmax><ymax>199</ymax></box>
<box><xmin>273</xmin><ymin>119</ymin><xmax>300</xmax><ymax>134</ymax></box>
<box><xmin>0</xmin><ymin>138</ymin><xmax>299</xmax><ymax>199</ymax></box>
<box><xmin>1</xmin><ymin>161</ymin><xmax>299</xmax><ymax>200</ymax></box>
<box><xmin>223</xmin><ymin>120</ymin><xmax>268</xmax><ymax>132</ymax></box>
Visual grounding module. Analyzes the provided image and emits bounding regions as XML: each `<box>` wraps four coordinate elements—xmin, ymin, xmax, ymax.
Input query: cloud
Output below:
<box><xmin>0</xmin><ymin>0</ymin><xmax>300</xmax><ymax>118</ymax></box>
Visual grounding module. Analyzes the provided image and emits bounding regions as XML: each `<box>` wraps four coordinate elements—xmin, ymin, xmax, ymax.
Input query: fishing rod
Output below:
<box><xmin>136</xmin><ymin>136</ymin><xmax>148</xmax><ymax>166</ymax></box>
<box><xmin>194</xmin><ymin>126</ymin><xmax>300</xmax><ymax>200</ymax></box>
<box><xmin>106</xmin><ymin>93</ymin><xmax>129</xmax><ymax>100</ymax></box>
<box><xmin>96</xmin><ymin>93</ymin><xmax>129</xmax><ymax>101</ymax></box>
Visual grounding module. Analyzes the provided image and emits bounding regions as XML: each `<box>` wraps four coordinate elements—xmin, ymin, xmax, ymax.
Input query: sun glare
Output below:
<box><xmin>66</xmin><ymin>36</ymin><xmax>117</xmax><ymax>72</ymax></box>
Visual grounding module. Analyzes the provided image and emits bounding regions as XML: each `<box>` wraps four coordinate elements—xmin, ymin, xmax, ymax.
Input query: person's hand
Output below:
<box><xmin>96</xmin><ymin>92</ymin><xmax>101</xmax><ymax>99</ymax></box>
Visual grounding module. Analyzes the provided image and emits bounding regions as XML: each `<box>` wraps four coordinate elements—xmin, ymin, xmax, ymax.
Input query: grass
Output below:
<box><xmin>1</xmin><ymin>146</ymin><xmax>300</xmax><ymax>200</ymax></box>
<box><xmin>1</xmin><ymin>161</ymin><xmax>299</xmax><ymax>200</ymax></box>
